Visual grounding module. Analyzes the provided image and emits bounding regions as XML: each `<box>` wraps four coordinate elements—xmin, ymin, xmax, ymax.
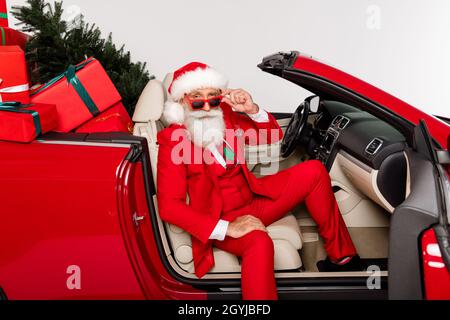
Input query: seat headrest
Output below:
<box><xmin>132</xmin><ymin>80</ymin><xmax>166</xmax><ymax>122</ymax></box>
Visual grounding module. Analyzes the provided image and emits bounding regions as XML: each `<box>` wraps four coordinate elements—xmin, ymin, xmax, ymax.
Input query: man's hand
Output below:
<box><xmin>222</xmin><ymin>89</ymin><xmax>259</xmax><ymax>115</ymax></box>
<box><xmin>226</xmin><ymin>215</ymin><xmax>267</xmax><ymax>239</ymax></box>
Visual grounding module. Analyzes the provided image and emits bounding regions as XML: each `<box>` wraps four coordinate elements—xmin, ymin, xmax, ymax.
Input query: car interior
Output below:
<box><xmin>131</xmin><ymin>73</ymin><xmax>410</xmax><ymax>281</ymax></box>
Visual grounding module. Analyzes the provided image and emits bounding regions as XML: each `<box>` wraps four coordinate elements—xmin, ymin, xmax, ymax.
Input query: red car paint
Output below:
<box><xmin>115</xmin><ymin>160</ymin><xmax>207</xmax><ymax>299</ymax></box>
<box><xmin>421</xmin><ymin>229</ymin><xmax>450</xmax><ymax>300</ymax></box>
<box><xmin>0</xmin><ymin>53</ymin><xmax>449</xmax><ymax>300</ymax></box>
<box><xmin>0</xmin><ymin>141</ymin><xmax>142</xmax><ymax>299</ymax></box>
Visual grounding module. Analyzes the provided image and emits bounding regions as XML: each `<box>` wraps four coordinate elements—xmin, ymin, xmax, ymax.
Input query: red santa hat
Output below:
<box><xmin>163</xmin><ymin>62</ymin><xmax>228</xmax><ymax>125</ymax></box>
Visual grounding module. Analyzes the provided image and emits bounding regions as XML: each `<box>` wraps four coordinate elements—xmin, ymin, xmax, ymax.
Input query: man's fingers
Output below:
<box><xmin>251</xmin><ymin>225</ymin><xmax>267</xmax><ymax>233</ymax></box>
<box><xmin>244</xmin><ymin>215</ymin><xmax>258</xmax><ymax>222</ymax></box>
<box><xmin>246</xmin><ymin>217</ymin><xmax>267</xmax><ymax>232</ymax></box>
<box><xmin>231</xmin><ymin>90</ymin><xmax>245</xmax><ymax>102</ymax></box>
<box><xmin>233</xmin><ymin>104</ymin><xmax>245</xmax><ymax>113</ymax></box>
<box><xmin>249</xmin><ymin>224</ymin><xmax>267</xmax><ymax>233</ymax></box>
<box><xmin>224</xmin><ymin>89</ymin><xmax>248</xmax><ymax>98</ymax></box>
<box><xmin>223</xmin><ymin>96</ymin><xmax>242</xmax><ymax>112</ymax></box>
<box><xmin>250</xmin><ymin>217</ymin><xmax>262</xmax><ymax>225</ymax></box>
<box><xmin>245</xmin><ymin>215</ymin><xmax>262</xmax><ymax>223</ymax></box>
<box><xmin>229</xmin><ymin>92</ymin><xmax>239</xmax><ymax>105</ymax></box>
<box><xmin>230</xmin><ymin>215</ymin><xmax>267</xmax><ymax>238</ymax></box>
<box><xmin>234</xmin><ymin>92</ymin><xmax>250</xmax><ymax>106</ymax></box>
<box><xmin>222</xmin><ymin>96</ymin><xmax>233</xmax><ymax>105</ymax></box>
<box><xmin>255</xmin><ymin>222</ymin><xmax>267</xmax><ymax>232</ymax></box>
<box><xmin>247</xmin><ymin>215</ymin><xmax>263</xmax><ymax>224</ymax></box>
<box><xmin>229</xmin><ymin>91</ymin><xmax>251</xmax><ymax>108</ymax></box>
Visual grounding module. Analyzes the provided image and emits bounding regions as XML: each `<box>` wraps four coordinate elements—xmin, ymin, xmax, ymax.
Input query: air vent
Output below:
<box><xmin>365</xmin><ymin>138</ymin><xmax>384</xmax><ymax>155</ymax></box>
<box><xmin>338</xmin><ymin>117</ymin><xmax>350</xmax><ymax>129</ymax></box>
<box><xmin>332</xmin><ymin>116</ymin><xmax>342</xmax><ymax>127</ymax></box>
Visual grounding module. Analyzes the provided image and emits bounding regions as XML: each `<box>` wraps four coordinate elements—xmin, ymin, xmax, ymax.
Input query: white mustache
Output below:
<box><xmin>187</xmin><ymin>109</ymin><xmax>222</xmax><ymax>119</ymax></box>
<box><xmin>184</xmin><ymin>106</ymin><xmax>225</xmax><ymax>148</ymax></box>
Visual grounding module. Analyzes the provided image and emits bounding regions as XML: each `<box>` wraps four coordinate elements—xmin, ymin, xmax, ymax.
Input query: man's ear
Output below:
<box><xmin>179</xmin><ymin>96</ymin><xmax>188</xmax><ymax>107</ymax></box>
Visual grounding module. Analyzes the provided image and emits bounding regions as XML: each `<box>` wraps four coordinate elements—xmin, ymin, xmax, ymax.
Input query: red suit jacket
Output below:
<box><xmin>157</xmin><ymin>103</ymin><xmax>283</xmax><ymax>278</ymax></box>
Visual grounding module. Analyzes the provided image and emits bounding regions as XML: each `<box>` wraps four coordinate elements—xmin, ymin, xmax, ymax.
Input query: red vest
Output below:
<box><xmin>217</xmin><ymin>164</ymin><xmax>253</xmax><ymax>214</ymax></box>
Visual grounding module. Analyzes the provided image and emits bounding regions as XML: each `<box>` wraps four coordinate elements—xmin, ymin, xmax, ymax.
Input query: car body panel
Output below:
<box><xmin>422</xmin><ymin>228</ymin><xmax>450</xmax><ymax>300</ymax></box>
<box><xmin>291</xmin><ymin>54</ymin><xmax>450</xmax><ymax>149</ymax></box>
<box><xmin>0</xmin><ymin>140</ymin><xmax>144</xmax><ymax>299</ymax></box>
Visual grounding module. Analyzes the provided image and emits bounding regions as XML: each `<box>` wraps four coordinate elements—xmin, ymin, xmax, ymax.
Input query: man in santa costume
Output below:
<box><xmin>157</xmin><ymin>62</ymin><xmax>361</xmax><ymax>300</ymax></box>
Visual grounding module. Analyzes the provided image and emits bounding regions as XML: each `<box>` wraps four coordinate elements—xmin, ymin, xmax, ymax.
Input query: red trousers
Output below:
<box><xmin>213</xmin><ymin>160</ymin><xmax>357</xmax><ymax>300</ymax></box>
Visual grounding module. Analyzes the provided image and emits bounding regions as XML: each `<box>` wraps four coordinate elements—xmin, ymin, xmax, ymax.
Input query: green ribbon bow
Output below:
<box><xmin>0</xmin><ymin>26</ymin><xmax>5</xmax><ymax>46</ymax></box>
<box><xmin>0</xmin><ymin>102</ymin><xmax>42</xmax><ymax>137</ymax></box>
<box><xmin>31</xmin><ymin>58</ymin><xmax>100</xmax><ymax>117</ymax></box>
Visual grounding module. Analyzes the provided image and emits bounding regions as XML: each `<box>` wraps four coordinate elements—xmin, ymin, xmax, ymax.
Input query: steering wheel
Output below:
<box><xmin>280</xmin><ymin>101</ymin><xmax>310</xmax><ymax>158</ymax></box>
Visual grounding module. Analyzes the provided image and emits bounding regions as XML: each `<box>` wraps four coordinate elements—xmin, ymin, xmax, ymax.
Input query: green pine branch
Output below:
<box><xmin>12</xmin><ymin>0</ymin><xmax>152</xmax><ymax>116</ymax></box>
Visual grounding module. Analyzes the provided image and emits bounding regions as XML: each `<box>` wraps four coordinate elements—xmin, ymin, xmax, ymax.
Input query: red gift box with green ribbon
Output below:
<box><xmin>0</xmin><ymin>45</ymin><xmax>30</xmax><ymax>104</ymax></box>
<box><xmin>31</xmin><ymin>57</ymin><xmax>122</xmax><ymax>132</ymax></box>
<box><xmin>0</xmin><ymin>0</ymin><xmax>8</xmax><ymax>27</ymax></box>
<box><xmin>0</xmin><ymin>26</ymin><xmax>29</xmax><ymax>50</ymax></box>
<box><xmin>0</xmin><ymin>0</ymin><xmax>29</xmax><ymax>49</ymax></box>
<box><xmin>75</xmin><ymin>102</ymin><xmax>133</xmax><ymax>134</ymax></box>
<box><xmin>0</xmin><ymin>102</ymin><xmax>58</xmax><ymax>143</ymax></box>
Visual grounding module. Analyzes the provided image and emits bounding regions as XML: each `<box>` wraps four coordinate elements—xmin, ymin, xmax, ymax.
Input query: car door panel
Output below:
<box><xmin>389</xmin><ymin>149</ymin><xmax>440</xmax><ymax>299</ymax></box>
<box><xmin>389</xmin><ymin>121</ymin><xmax>450</xmax><ymax>299</ymax></box>
<box><xmin>0</xmin><ymin>137</ymin><xmax>144</xmax><ymax>299</ymax></box>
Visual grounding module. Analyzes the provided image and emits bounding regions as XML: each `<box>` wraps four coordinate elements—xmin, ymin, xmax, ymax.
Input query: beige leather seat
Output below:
<box><xmin>133</xmin><ymin>77</ymin><xmax>303</xmax><ymax>274</ymax></box>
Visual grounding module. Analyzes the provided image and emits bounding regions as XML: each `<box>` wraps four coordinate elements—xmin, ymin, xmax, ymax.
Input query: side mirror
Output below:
<box><xmin>309</xmin><ymin>96</ymin><xmax>320</xmax><ymax>113</ymax></box>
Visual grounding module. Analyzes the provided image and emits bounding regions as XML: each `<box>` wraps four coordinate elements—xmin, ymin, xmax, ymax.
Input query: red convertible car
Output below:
<box><xmin>0</xmin><ymin>51</ymin><xmax>449</xmax><ymax>300</ymax></box>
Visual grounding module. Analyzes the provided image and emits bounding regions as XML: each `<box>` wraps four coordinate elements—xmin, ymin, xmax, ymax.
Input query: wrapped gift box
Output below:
<box><xmin>31</xmin><ymin>57</ymin><xmax>122</xmax><ymax>132</ymax></box>
<box><xmin>0</xmin><ymin>0</ymin><xmax>8</xmax><ymax>27</ymax></box>
<box><xmin>0</xmin><ymin>102</ymin><xmax>58</xmax><ymax>143</ymax></box>
<box><xmin>0</xmin><ymin>46</ymin><xmax>30</xmax><ymax>104</ymax></box>
<box><xmin>75</xmin><ymin>102</ymin><xmax>133</xmax><ymax>134</ymax></box>
<box><xmin>1</xmin><ymin>26</ymin><xmax>29</xmax><ymax>50</ymax></box>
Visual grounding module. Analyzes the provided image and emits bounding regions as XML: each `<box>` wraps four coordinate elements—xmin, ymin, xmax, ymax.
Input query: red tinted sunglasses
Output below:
<box><xmin>186</xmin><ymin>96</ymin><xmax>223</xmax><ymax>110</ymax></box>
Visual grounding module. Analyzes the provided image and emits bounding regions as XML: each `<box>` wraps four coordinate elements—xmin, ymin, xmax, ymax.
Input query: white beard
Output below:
<box><xmin>184</xmin><ymin>106</ymin><xmax>225</xmax><ymax>149</ymax></box>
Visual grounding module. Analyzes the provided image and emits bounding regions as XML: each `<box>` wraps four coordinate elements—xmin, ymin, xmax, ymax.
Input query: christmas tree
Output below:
<box><xmin>12</xmin><ymin>0</ymin><xmax>152</xmax><ymax>116</ymax></box>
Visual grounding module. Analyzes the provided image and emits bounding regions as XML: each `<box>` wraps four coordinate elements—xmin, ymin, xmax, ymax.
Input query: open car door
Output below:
<box><xmin>389</xmin><ymin>120</ymin><xmax>450</xmax><ymax>299</ymax></box>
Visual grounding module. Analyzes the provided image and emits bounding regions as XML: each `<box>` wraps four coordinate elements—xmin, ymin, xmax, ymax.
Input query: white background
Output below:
<box><xmin>8</xmin><ymin>0</ymin><xmax>450</xmax><ymax>117</ymax></box>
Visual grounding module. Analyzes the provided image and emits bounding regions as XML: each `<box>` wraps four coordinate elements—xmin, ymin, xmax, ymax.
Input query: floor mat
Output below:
<box><xmin>316</xmin><ymin>258</ymin><xmax>388</xmax><ymax>272</ymax></box>
<box><xmin>360</xmin><ymin>258</ymin><xmax>388</xmax><ymax>271</ymax></box>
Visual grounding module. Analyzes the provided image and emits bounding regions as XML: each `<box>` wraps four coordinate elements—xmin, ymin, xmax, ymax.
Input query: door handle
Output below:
<box><xmin>133</xmin><ymin>212</ymin><xmax>145</xmax><ymax>228</ymax></box>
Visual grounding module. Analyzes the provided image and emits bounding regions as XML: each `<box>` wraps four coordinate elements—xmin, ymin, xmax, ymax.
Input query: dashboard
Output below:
<box><xmin>309</xmin><ymin>101</ymin><xmax>409</xmax><ymax>212</ymax></box>
<box><xmin>312</xmin><ymin>101</ymin><xmax>406</xmax><ymax>170</ymax></box>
